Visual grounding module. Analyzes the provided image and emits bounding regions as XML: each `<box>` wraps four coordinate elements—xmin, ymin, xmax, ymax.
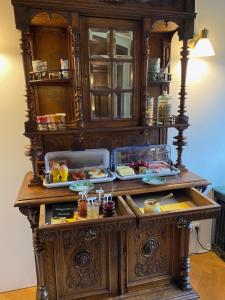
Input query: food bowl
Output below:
<box><xmin>142</xmin><ymin>176</ymin><xmax>166</xmax><ymax>185</ymax></box>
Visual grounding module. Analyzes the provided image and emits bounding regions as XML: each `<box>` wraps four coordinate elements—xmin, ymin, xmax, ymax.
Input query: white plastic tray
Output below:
<box><xmin>43</xmin><ymin>170</ymin><xmax>116</xmax><ymax>188</ymax></box>
<box><xmin>115</xmin><ymin>164</ymin><xmax>180</xmax><ymax>180</ymax></box>
<box><xmin>43</xmin><ymin>149</ymin><xmax>116</xmax><ymax>188</ymax></box>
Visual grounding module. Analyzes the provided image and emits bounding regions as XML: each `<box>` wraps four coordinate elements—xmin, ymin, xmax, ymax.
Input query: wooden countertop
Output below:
<box><xmin>15</xmin><ymin>171</ymin><xmax>211</xmax><ymax>207</ymax></box>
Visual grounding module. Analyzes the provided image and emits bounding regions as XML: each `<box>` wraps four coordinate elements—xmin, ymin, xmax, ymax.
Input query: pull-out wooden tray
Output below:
<box><xmin>39</xmin><ymin>195</ymin><xmax>135</xmax><ymax>231</ymax></box>
<box><xmin>126</xmin><ymin>187</ymin><xmax>220</xmax><ymax>225</ymax></box>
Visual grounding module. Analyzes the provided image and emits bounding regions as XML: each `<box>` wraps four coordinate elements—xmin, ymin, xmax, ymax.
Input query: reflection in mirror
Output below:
<box><xmin>91</xmin><ymin>92</ymin><xmax>111</xmax><ymax>119</ymax></box>
<box><xmin>114</xmin><ymin>31</ymin><xmax>133</xmax><ymax>58</ymax></box>
<box><xmin>114</xmin><ymin>62</ymin><xmax>133</xmax><ymax>89</ymax></box>
<box><xmin>90</xmin><ymin>62</ymin><xmax>111</xmax><ymax>90</ymax></box>
<box><xmin>113</xmin><ymin>92</ymin><xmax>132</xmax><ymax>119</ymax></box>
<box><xmin>89</xmin><ymin>28</ymin><xmax>110</xmax><ymax>58</ymax></box>
<box><xmin>152</xmin><ymin>20</ymin><xmax>179</xmax><ymax>33</ymax></box>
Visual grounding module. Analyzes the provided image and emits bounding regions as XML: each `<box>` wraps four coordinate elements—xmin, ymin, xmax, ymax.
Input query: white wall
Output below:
<box><xmin>170</xmin><ymin>0</ymin><xmax>225</xmax><ymax>187</ymax></box>
<box><xmin>0</xmin><ymin>0</ymin><xmax>224</xmax><ymax>292</ymax></box>
<box><xmin>0</xmin><ymin>0</ymin><xmax>36</xmax><ymax>292</ymax></box>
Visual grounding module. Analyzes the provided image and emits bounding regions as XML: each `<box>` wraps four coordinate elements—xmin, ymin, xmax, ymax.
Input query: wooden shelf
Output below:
<box><xmin>29</xmin><ymin>78</ymin><xmax>72</xmax><ymax>85</ymax></box>
<box><xmin>24</xmin><ymin>123</ymin><xmax>189</xmax><ymax>136</ymax></box>
<box><xmin>148</xmin><ymin>80</ymin><xmax>171</xmax><ymax>84</ymax></box>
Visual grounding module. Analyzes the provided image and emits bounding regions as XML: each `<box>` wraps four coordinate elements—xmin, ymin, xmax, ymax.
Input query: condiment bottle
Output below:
<box><xmin>78</xmin><ymin>192</ymin><xmax>87</xmax><ymax>217</ymax></box>
<box><xmin>157</xmin><ymin>91</ymin><xmax>173</xmax><ymax>124</ymax></box>
<box><xmin>103</xmin><ymin>194</ymin><xmax>115</xmax><ymax>217</ymax></box>
<box><xmin>87</xmin><ymin>197</ymin><xmax>99</xmax><ymax>219</ymax></box>
<box><xmin>96</xmin><ymin>189</ymin><xmax>104</xmax><ymax>215</ymax></box>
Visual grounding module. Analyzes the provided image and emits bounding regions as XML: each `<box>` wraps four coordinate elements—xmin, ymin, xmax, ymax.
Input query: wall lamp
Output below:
<box><xmin>189</xmin><ymin>28</ymin><xmax>215</xmax><ymax>57</ymax></box>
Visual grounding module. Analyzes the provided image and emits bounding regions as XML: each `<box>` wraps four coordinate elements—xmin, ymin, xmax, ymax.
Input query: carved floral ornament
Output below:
<box><xmin>142</xmin><ymin>238</ymin><xmax>159</xmax><ymax>256</ymax></box>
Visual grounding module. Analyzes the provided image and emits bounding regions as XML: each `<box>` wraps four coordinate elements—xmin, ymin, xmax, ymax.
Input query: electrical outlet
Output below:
<box><xmin>192</xmin><ymin>222</ymin><xmax>200</xmax><ymax>230</ymax></box>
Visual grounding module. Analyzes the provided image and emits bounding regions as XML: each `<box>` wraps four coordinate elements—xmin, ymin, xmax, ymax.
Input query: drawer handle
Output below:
<box><xmin>85</xmin><ymin>229</ymin><xmax>96</xmax><ymax>241</ymax></box>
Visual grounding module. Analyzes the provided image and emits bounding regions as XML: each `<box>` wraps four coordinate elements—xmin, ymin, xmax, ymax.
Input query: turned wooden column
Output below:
<box><xmin>177</xmin><ymin>217</ymin><xmax>192</xmax><ymax>291</ymax></box>
<box><xmin>70</xmin><ymin>13</ymin><xmax>84</xmax><ymax>128</ymax></box>
<box><xmin>142</xmin><ymin>18</ymin><xmax>152</xmax><ymax>126</ymax></box>
<box><xmin>174</xmin><ymin>39</ymin><xmax>190</xmax><ymax>171</ymax></box>
<box><xmin>20</xmin><ymin>207</ymin><xmax>49</xmax><ymax>300</ymax></box>
<box><xmin>24</xmin><ymin>134</ymin><xmax>42</xmax><ymax>186</ymax></box>
<box><xmin>20</xmin><ymin>29</ymin><xmax>42</xmax><ymax>185</ymax></box>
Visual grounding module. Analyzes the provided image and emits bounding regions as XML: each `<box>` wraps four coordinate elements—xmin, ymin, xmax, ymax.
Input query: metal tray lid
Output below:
<box><xmin>45</xmin><ymin>148</ymin><xmax>110</xmax><ymax>172</ymax></box>
<box><xmin>111</xmin><ymin>145</ymin><xmax>171</xmax><ymax>171</ymax></box>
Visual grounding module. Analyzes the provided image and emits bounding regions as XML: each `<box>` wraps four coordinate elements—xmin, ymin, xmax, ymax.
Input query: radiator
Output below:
<box><xmin>213</xmin><ymin>187</ymin><xmax>225</xmax><ymax>260</ymax></box>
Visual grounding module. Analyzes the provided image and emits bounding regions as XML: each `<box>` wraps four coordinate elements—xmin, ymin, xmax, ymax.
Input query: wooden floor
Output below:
<box><xmin>0</xmin><ymin>252</ymin><xmax>224</xmax><ymax>300</ymax></box>
<box><xmin>190</xmin><ymin>252</ymin><xmax>225</xmax><ymax>300</ymax></box>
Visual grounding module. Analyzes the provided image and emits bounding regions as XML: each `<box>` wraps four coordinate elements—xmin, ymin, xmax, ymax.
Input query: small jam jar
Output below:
<box><xmin>78</xmin><ymin>199</ymin><xmax>87</xmax><ymax>218</ymax></box>
<box><xmin>144</xmin><ymin>200</ymin><xmax>160</xmax><ymax>214</ymax></box>
<box><xmin>36</xmin><ymin>115</ymin><xmax>48</xmax><ymax>131</ymax></box>
<box><xmin>103</xmin><ymin>201</ymin><xmax>116</xmax><ymax>217</ymax></box>
<box><xmin>87</xmin><ymin>197</ymin><xmax>99</xmax><ymax>219</ymax></box>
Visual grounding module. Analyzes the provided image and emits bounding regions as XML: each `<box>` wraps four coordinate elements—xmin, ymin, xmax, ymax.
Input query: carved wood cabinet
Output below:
<box><xmin>12</xmin><ymin>0</ymin><xmax>195</xmax><ymax>186</ymax></box>
<box><xmin>12</xmin><ymin>0</ymin><xmax>221</xmax><ymax>300</ymax></box>
<box><xmin>16</xmin><ymin>172</ymin><xmax>220</xmax><ymax>300</ymax></box>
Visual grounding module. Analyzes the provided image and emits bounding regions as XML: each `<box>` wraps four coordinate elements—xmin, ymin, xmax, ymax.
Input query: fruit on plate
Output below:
<box><xmin>88</xmin><ymin>168</ymin><xmax>100</xmax><ymax>175</ymax></box>
<box><xmin>51</xmin><ymin>161</ymin><xmax>60</xmax><ymax>183</ymax></box>
<box><xmin>139</xmin><ymin>166</ymin><xmax>147</xmax><ymax>174</ymax></box>
<box><xmin>90</xmin><ymin>171</ymin><xmax>107</xmax><ymax>179</ymax></box>
<box><xmin>88</xmin><ymin>168</ymin><xmax>107</xmax><ymax>179</ymax></box>
<box><xmin>116</xmin><ymin>166</ymin><xmax>135</xmax><ymax>177</ymax></box>
<box><xmin>71</xmin><ymin>170</ymin><xmax>86</xmax><ymax>180</ymax></box>
<box><xmin>59</xmin><ymin>164</ymin><xmax>69</xmax><ymax>182</ymax></box>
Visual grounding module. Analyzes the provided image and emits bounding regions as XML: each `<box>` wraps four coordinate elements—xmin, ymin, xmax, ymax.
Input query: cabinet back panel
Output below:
<box><xmin>36</xmin><ymin>85</ymin><xmax>72</xmax><ymax>118</ymax></box>
<box><xmin>32</xmin><ymin>26</ymin><xmax>69</xmax><ymax>70</ymax></box>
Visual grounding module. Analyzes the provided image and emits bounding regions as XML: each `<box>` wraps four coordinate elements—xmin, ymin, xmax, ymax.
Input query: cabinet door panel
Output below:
<box><xmin>54</xmin><ymin>228</ymin><xmax>118</xmax><ymax>299</ymax></box>
<box><xmin>127</xmin><ymin>224</ymin><xmax>172</xmax><ymax>288</ymax></box>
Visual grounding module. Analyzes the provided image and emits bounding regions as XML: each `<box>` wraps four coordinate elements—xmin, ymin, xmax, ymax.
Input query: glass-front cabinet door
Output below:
<box><xmin>81</xmin><ymin>18</ymin><xmax>140</xmax><ymax>127</ymax></box>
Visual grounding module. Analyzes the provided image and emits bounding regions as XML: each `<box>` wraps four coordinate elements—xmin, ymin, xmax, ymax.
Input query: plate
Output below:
<box><xmin>69</xmin><ymin>181</ymin><xmax>94</xmax><ymax>192</ymax></box>
<box><xmin>142</xmin><ymin>176</ymin><xmax>166</xmax><ymax>185</ymax></box>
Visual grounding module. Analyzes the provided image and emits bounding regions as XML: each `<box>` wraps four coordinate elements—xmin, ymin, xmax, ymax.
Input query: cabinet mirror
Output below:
<box><xmin>83</xmin><ymin>18</ymin><xmax>140</xmax><ymax>125</ymax></box>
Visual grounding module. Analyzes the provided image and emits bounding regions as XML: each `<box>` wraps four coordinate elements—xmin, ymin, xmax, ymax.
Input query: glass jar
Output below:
<box><xmin>144</xmin><ymin>200</ymin><xmax>160</xmax><ymax>214</ymax></box>
<box><xmin>78</xmin><ymin>199</ymin><xmax>87</xmax><ymax>218</ymax></box>
<box><xmin>145</xmin><ymin>95</ymin><xmax>154</xmax><ymax>126</ymax></box>
<box><xmin>46</xmin><ymin>114</ymin><xmax>58</xmax><ymax>131</ymax></box>
<box><xmin>103</xmin><ymin>201</ymin><xmax>116</xmax><ymax>217</ymax></box>
<box><xmin>56</xmin><ymin>113</ymin><xmax>66</xmax><ymax>130</ymax></box>
<box><xmin>149</xmin><ymin>58</ymin><xmax>160</xmax><ymax>80</ymax></box>
<box><xmin>157</xmin><ymin>91</ymin><xmax>173</xmax><ymax>124</ymax></box>
<box><xmin>87</xmin><ymin>197</ymin><xmax>99</xmax><ymax>219</ymax></box>
<box><xmin>36</xmin><ymin>115</ymin><xmax>48</xmax><ymax>131</ymax></box>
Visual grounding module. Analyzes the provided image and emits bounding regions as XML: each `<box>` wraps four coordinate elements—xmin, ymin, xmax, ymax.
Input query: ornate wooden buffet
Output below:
<box><xmin>12</xmin><ymin>0</ymin><xmax>220</xmax><ymax>299</ymax></box>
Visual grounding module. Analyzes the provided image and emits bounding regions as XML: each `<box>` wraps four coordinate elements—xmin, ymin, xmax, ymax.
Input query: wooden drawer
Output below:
<box><xmin>119</xmin><ymin>188</ymin><xmax>220</xmax><ymax>294</ymax></box>
<box><xmin>126</xmin><ymin>187</ymin><xmax>220</xmax><ymax>225</ymax></box>
<box><xmin>38</xmin><ymin>196</ymin><xmax>135</xmax><ymax>300</ymax></box>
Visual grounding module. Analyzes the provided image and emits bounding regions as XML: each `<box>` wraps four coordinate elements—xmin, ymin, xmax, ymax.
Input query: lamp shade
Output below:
<box><xmin>191</xmin><ymin>37</ymin><xmax>215</xmax><ymax>57</ymax></box>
